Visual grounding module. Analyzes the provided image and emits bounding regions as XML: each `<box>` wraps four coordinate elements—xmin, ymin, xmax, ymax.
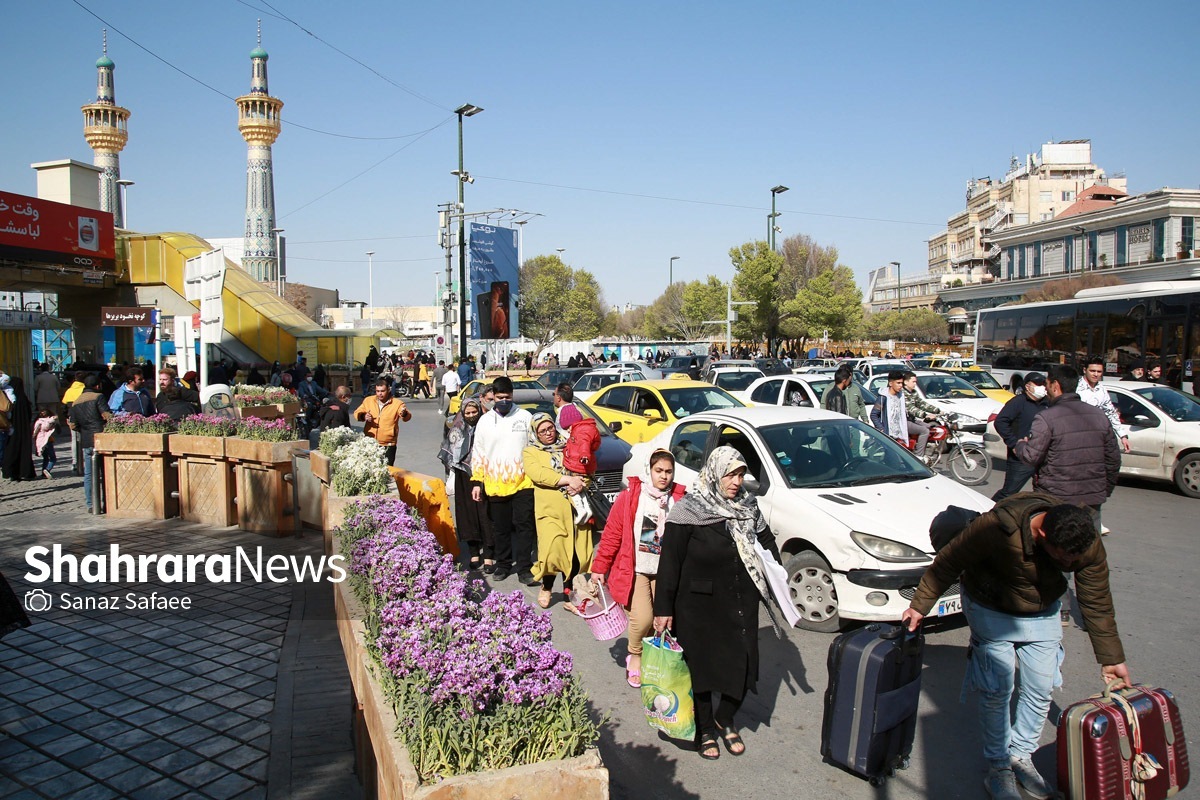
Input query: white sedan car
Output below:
<box><xmin>866</xmin><ymin>370</ymin><xmax>1002</xmax><ymax>432</ymax></box>
<box><xmin>624</xmin><ymin>407</ymin><xmax>993</xmax><ymax>631</ymax></box>
<box><xmin>983</xmin><ymin>381</ymin><xmax>1200</xmax><ymax>498</ymax></box>
<box><xmin>705</xmin><ymin>367</ymin><xmax>765</xmax><ymax>403</ymax></box>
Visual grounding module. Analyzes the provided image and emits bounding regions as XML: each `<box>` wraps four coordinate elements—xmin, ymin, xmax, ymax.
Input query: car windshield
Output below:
<box><xmin>662</xmin><ymin>356</ymin><xmax>694</xmax><ymax>370</ymax></box>
<box><xmin>956</xmin><ymin>371</ymin><xmax>1003</xmax><ymax>390</ymax></box>
<box><xmin>714</xmin><ymin>372</ymin><xmax>762</xmax><ymax>392</ymax></box>
<box><xmin>576</xmin><ymin>373</ymin><xmax>620</xmax><ymax>391</ymax></box>
<box><xmin>759</xmin><ymin>419</ymin><xmax>931</xmax><ymax>488</ymax></box>
<box><xmin>916</xmin><ymin>375</ymin><xmax>986</xmax><ymax>399</ymax></box>
<box><xmin>659</xmin><ymin>386</ymin><xmax>744</xmax><ymax>418</ymax></box>
<box><xmin>1135</xmin><ymin>386</ymin><xmax>1200</xmax><ymax>422</ymax></box>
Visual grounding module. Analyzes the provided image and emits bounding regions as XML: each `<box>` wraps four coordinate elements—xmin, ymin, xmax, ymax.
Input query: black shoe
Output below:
<box><xmin>518</xmin><ymin>572</ymin><xmax>539</xmax><ymax>587</ymax></box>
<box><xmin>491</xmin><ymin>569</ymin><xmax>510</xmax><ymax>581</ymax></box>
<box><xmin>481</xmin><ymin>562</ymin><xmax>496</xmax><ymax>575</ymax></box>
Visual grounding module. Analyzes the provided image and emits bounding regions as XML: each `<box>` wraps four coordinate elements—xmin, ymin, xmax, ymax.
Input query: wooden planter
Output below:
<box><xmin>169</xmin><ymin>435</ymin><xmax>237</xmax><ymax>527</ymax></box>
<box><xmin>94</xmin><ymin>432</ymin><xmax>178</xmax><ymax>520</ymax></box>
<box><xmin>226</xmin><ymin>438</ymin><xmax>305</xmax><ymax>535</ymax></box>
<box><xmin>235</xmin><ymin>402</ymin><xmax>301</xmax><ymax>421</ymax></box>
<box><xmin>310</xmin><ymin>450</ymin><xmax>332</xmax><ymax>484</ymax></box>
<box><xmin>332</xmin><ymin>557</ymin><xmax>608</xmax><ymax>800</ymax></box>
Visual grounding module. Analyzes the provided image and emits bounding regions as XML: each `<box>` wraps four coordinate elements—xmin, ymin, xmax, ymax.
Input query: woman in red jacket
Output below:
<box><xmin>591</xmin><ymin>448</ymin><xmax>686</xmax><ymax>688</ymax></box>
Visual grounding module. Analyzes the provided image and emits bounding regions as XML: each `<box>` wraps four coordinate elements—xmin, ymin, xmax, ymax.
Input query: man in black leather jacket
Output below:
<box><xmin>991</xmin><ymin>373</ymin><xmax>1049</xmax><ymax>501</ymax></box>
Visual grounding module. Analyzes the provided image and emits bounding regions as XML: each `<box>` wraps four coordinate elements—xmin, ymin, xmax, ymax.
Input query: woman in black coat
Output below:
<box><xmin>1</xmin><ymin>377</ymin><xmax>37</xmax><ymax>481</ymax></box>
<box><xmin>653</xmin><ymin>446</ymin><xmax>784</xmax><ymax>761</ymax></box>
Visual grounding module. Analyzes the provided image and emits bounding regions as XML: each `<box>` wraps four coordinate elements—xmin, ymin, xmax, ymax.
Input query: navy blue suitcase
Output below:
<box><xmin>821</xmin><ymin>623</ymin><xmax>924</xmax><ymax>785</ymax></box>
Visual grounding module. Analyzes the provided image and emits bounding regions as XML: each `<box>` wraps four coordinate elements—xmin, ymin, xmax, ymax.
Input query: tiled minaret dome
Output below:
<box><xmin>82</xmin><ymin>30</ymin><xmax>131</xmax><ymax>228</ymax></box>
<box><xmin>237</xmin><ymin>20</ymin><xmax>284</xmax><ymax>282</ymax></box>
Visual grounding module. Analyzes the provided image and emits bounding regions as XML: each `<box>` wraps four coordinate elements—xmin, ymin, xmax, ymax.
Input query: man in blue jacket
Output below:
<box><xmin>107</xmin><ymin>370</ymin><xmax>155</xmax><ymax>417</ymax></box>
<box><xmin>991</xmin><ymin>373</ymin><xmax>1049</xmax><ymax>501</ymax></box>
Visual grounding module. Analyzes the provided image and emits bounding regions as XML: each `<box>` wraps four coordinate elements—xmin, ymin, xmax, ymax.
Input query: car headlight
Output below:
<box><xmin>953</xmin><ymin>413</ymin><xmax>982</xmax><ymax>426</ymax></box>
<box><xmin>850</xmin><ymin>531</ymin><xmax>931</xmax><ymax>563</ymax></box>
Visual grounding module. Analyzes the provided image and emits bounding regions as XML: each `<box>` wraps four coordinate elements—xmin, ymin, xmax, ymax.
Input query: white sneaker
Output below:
<box><xmin>1010</xmin><ymin>757</ymin><xmax>1053</xmax><ymax>799</ymax></box>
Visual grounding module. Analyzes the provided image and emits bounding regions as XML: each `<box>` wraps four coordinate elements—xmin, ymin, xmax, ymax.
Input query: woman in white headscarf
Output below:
<box><xmin>652</xmin><ymin>445</ymin><xmax>785</xmax><ymax>761</ymax></box>
<box><xmin>591</xmin><ymin>448</ymin><xmax>686</xmax><ymax>689</ymax></box>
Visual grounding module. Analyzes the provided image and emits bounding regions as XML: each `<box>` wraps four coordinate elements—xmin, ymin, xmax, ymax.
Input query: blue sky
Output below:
<box><xmin>4</xmin><ymin>1</ymin><xmax>1198</xmax><ymax>309</ymax></box>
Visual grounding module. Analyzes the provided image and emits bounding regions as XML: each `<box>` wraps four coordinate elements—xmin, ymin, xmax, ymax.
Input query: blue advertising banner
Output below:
<box><xmin>469</xmin><ymin>223</ymin><xmax>520</xmax><ymax>340</ymax></box>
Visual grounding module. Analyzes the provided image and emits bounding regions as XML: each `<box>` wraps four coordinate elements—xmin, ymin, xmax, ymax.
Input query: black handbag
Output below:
<box><xmin>583</xmin><ymin>482</ymin><xmax>613</xmax><ymax>531</ymax></box>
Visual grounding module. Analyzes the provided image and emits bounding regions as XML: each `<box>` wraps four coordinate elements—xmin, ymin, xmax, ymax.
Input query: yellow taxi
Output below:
<box><xmin>586</xmin><ymin>379</ymin><xmax>745</xmax><ymax>444</ymax></box>
<box><xmin>936</xmin><ymin>367</ymin><xmax>1013</xmax><ymax>404</ymax></box>
<box><xmin>447</xmin><ymin>377</ymin><xmax>542</xmax><ymax>416</ymax></box>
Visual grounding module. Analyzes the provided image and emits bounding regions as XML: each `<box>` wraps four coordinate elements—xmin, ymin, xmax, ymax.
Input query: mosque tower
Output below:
<box><xmin>81</xmin><ymin>31</ymin><xmax>130</xmax><ymax>228</ymax></box>
<box><xmin>236</xmin><ymin>21</ymin><xmax>283</xmax><ymax>282</ymax></box>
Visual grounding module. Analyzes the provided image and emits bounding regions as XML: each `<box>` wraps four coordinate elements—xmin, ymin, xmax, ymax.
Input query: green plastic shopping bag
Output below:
<box><xmin>640</xmin><ymin>630</ymin><xmax>696</xmax><ymax>741</ymax></box>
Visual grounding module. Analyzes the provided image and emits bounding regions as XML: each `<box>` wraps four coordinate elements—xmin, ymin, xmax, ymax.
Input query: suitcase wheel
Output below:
<box><xmin>893</xmin><ymin>755</ymin><xmax>911</xmax><ymax>771</ymax></box>
<box><xmin>869</xmin><ymin>776</ymin><xmax>886</xmax><ymax>787</ymax></box>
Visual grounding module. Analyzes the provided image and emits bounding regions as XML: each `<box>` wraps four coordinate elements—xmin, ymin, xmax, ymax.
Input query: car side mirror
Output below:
<box><xmin>643</xmin><ymin>409</ymin><xmax>665</xmax><ymax>422</ymax></box>
<box><xmin>609</xmin><ymin>421</ymin><xmax>623</xmax><ymax>432</ymax></box>
<box><xmin>1130</xmin><ymin>413</ymin><xmax>1159</xmax><ymax>428</ymax></box>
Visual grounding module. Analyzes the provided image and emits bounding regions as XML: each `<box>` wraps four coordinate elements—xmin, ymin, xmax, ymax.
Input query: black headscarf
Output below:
<box><xmin>1</xmin><ymin>377</ymin><xmax>37</xmax><ymax>481</ymax></box>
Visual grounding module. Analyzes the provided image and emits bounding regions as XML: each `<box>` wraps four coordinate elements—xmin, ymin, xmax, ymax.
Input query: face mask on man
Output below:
<box><xmin>494</xmin><ymin>399</ymin><xmax>513</xmax><ymax>415</ymax></box>
<box><xmin>1030</xmin><ymin>385</ymin><xmax>1047</xmax><ymax>400</ymax></box>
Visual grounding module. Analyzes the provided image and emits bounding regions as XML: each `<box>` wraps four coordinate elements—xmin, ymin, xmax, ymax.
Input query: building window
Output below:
<box><xmin>1039</xmin><ymin>191</ymin><xmax>1052</xmax><ymax>203</ymax></box>
<box><xmin>1040</xmin><ymin>213</ymin><xmax>1053</xmax><ymax>221</ymax></box>
<box><xmin>1061</xmin><ymin>190</ymin><xmax>1075</xmax><ymax>202</ymax></box>
<box><xmin>1183</xmin><ymin>217</ymin><xmax>1195</xmax><ymax>253</ymax></box>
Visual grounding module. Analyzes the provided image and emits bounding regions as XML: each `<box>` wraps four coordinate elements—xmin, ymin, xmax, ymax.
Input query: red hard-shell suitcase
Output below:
<box><xmin>1057</xmin><ymin>683</ymin><xmax>1189</xmax><ymax>800</ymax></box>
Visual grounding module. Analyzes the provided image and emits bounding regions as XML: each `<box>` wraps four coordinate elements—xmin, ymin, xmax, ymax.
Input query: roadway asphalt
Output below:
<box><xmin>397</xmin><ymin>393</ymin><xmax>1198</xmax><ymax>800</ymax></box>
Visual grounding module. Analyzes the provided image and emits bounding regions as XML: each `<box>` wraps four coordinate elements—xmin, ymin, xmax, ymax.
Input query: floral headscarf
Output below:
<box><xmin>527</xmin><ymin>412</ymin><xmax>567</xmax><ymax>453</ymax></box>
<box><xmin>438</xmin><ymin>397</ymin><xmax>484</xmax><ymax>473</ymax></box>
<box><xmin>668</xmin><ymin>445</ymin><xmax>781</xmax><ymax>633</ymax></box>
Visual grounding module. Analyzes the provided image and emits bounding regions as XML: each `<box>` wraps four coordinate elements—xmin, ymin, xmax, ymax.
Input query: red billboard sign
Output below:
<box><xmin>0</xmin><ymin>190</ymin><xmax>116</xmax><ymax>272</ymax></box>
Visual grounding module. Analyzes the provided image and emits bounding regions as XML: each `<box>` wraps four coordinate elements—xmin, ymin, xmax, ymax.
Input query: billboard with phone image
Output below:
<box><xmin>469</xmin><ymin>223</ymin><xmax>519</xmax><ymax>339</ymax></box>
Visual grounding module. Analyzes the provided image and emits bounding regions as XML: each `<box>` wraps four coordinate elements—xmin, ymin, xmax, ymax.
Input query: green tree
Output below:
<box><xmin>729</xmin><ymin>242</ymin><xmax>784</xmax><ymax>345</ymax></box>
<box><xmin>643</xmin><ymin>277</ymin><xmax>727</xmax><ymax>340</ymax></box>
<box><xmin>786</xmin><ymin>266</ymin><xmax>864</xmax><ymax>342</ymax></box>
<box><xmin>518</xmin><ymin>254</ymin><xmax>605</xmax><ymax>356</ymax></box>
<box><xmin>1019</xmin><ymin>274</ymin><xmax>1123</xmax><ymax>304</ymax></box>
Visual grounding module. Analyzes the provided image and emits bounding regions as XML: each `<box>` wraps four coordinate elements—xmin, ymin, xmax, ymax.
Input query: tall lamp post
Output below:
<box><xmin>669</xmin><ymin>256</ymin><xmax>680</xmax><ymax>289</ymax></box>
<box><xmin>116</xmin><ymin>179</ymin><xmax>134</xmax><ymax>230</ymax></box>
<box><xmin>366</xmin><ymin>251</ymin><xmax>375</xmax><ymax>324</ymax></box>
<box><xmin>455</xmin><ymin>103</ymin><xmax>484</xmax><ymax>361</ymax></box>
<box><xmin>891</xmin><ymin>261</ymin><xmax>901</xmax><ymax>312</ymax></box>
<box><xmin>770</xmin><ymin>185</ymin><xmax>789</xmax><ymax>250</ymax></box>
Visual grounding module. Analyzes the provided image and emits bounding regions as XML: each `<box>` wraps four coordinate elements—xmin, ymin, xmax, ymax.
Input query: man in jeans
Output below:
<box><xmin>67</xmin><ymin>374</ymin><xmax>109</xmax><ymax>512</ymax></box>
<box><xmin>470</xmin><ymin>376</ymin><xmax>538</xmax><ymax>585</ymax></box>
<box><xmin>903</xmin><ymin>496</ymin><xmax>1130</xmax><ymax>800</ymax></box>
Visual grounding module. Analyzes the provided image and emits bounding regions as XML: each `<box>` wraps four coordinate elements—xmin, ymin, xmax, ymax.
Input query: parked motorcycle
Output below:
<box><xmin>904</xmin><ymin>412</ymin><xmax>991</xmax><ymax>485</ymax></box>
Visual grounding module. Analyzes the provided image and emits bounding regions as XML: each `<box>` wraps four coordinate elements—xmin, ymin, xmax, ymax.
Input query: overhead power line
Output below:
<box><xmin>476</xmin><ymin>174</ymin><xmax>944</xmax><ymax>227</ymax></box>
<box><xmin>70</xmin><ymin>0</ymin><xmax>441</xmax><ymax>141</ymax></box>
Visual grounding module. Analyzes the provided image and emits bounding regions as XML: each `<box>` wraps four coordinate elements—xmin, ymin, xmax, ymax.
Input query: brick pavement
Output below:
<box><xmin>0</xmin><ymin>471</ymin><xmax>361</xmax><ymax>800</ymax></box>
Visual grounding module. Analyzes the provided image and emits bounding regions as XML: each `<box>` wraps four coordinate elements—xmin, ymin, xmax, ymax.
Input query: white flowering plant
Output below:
<box><xmin>331</xmin><ymin>435</ymin><xmax>392</xmax><ymax>496</ymax></box>
<box><xmin>318</xmin><ymin>426</ymin><xmax>359</xmax><ymax>457</ymax></box>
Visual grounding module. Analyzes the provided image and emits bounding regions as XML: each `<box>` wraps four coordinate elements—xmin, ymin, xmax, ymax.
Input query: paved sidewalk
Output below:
<box><xmin>0</xmin><ymin>472</ymin><xmax>361</xmax><ymax>800</ymax></box>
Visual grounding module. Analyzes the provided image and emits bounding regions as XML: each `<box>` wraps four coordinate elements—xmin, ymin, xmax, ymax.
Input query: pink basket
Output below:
<box><xmin>577</xmin><ymin>584</ymin><xmax>628</xmax><ymax>641</ymax></box>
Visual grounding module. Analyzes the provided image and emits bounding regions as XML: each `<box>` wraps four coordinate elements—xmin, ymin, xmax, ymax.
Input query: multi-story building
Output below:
<box><xmin>865</xmin><ymin>263</ymin><xmax>942</xmax><ymax>313</ymax></box>
<box><xmin>928</xmin><ymin>140</ymin><xmax>1125</xmax><ymax>286</ymax></box>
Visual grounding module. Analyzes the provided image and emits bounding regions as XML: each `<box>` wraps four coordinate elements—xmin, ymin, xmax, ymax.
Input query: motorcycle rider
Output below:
<box><xmin>902</xmin><ymin>371</ymin><xmax>942</xmax><ymax>458</ymax></box>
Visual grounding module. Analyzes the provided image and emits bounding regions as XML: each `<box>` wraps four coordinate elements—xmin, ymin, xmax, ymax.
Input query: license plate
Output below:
<box><xmin>935</xmin><ymin>595</ymin><xmax>962</xmax><ymax>617</ymax></box>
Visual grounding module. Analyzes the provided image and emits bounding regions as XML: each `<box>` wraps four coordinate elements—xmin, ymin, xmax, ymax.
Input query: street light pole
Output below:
<box><xmin>116</xmin><ymin>179</ymin><xmax>134</xmax><ymax>230</ymax></box>
<box><xmin>669</xmin><ymin>256</ymin><xmax>680</xmax><ymax>289</ymax></box>
<box><xmin>770</xmin><ymin>185</ymin><xmax>789</xmax><ymax>250</ymax></box>
<box><xmin>366</xmin><ymin>251</ymin><xmax>375</xmax><ymax>324</ymax></box>
<box><xmin>891</xmin><ymin>261</ymin><xmax>901</xmax><ymax>312</ymax></box>
<box><xmin>456</xmin><ymin>103</ymin><xmax>484</xmax><ymax>362</ymax></box>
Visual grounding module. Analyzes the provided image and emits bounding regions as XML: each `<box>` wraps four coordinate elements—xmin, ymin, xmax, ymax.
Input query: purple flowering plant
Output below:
<box><xmin>104</xmin><ymin>413</ymin><xmax>176</xmax><ymax>433</ymax></box>
<box><xmin>235</xmin><ymin>415</ymin><xmax>295</xmax><ymax>442</ymax></box>
<box><xmin>337</xmin><ymin>495</ymin><xmax>599</xmax><ymax>782</ymax></box>
<box><xmin>176</xmin><ymin>414</ymin><xmax>239</xmax><ymax>437</ymax></box>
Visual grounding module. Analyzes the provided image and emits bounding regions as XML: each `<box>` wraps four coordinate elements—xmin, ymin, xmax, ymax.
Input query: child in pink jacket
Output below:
<box><xmin>33</xmin><ymin>409</ymin><xmax>57</xmax><ymax>479</ymax></box>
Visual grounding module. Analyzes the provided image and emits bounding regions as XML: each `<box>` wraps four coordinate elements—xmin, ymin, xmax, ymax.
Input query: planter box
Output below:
<box><xmin>235</xmin><ymin>402</ymin><xmax>301</xmax><ymax>421</ymax></box>
<box><xmin>322</xmin><ymin>482</ymin><xmax>400</xmax><ymax>556</ymax></box>
<box><xmin>387</xmin><ymin>468</ymin><xmax>460</xmax><ymax>559</ymax></box>
<box><xmin>310</xmin><ymin>450</ymin><xmax>332</xmax><ymax>484</ymax></box>
<box><xmin>227</xmin><ymin>438</ymin><xmax>305</xmax><ymax>535</ymax></box>
<box><xmin>169</xmin><ymin>435</ymin><xmax>237</xmax><ymax>527</ymax></box>
<box><xmin>332</xmin><ymin>554</ymin><xmax>609</xmax><ymax>800</ymax></box>
<box><xmin>94</xmin><ymin>432</ymin><xmax>178</xmax><ymax>519</ymax></box>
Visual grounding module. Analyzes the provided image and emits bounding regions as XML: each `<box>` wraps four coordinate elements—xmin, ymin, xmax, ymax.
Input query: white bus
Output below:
<box><xmin>973</xmin><ymin>281</ymin><xmax>1200</xmax><ymax>392</ymax></box>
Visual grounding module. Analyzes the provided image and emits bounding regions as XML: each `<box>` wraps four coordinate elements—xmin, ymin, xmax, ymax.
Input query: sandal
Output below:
<box><xmin>721</xmin><ymin>729</ymin><xmax>745</xmax><ymax>756</ymax></box>
<box><xmin>482</xmin><ymin>561</ymin><xmax>496</xmax><ymax>575</ymax></box>
<box><xmin>537</xmin><ymin>589</ymin><xmax>552</xmax><ymax>609</ymax></box>
<box><xmin>625</xmin><ymin>655</ymin><xmax>641</xmax><ymax>688</ymax></box>
<box><xmin>468</xmin><ymin>557</ymin><xmax>482</xmax><ymax>571</ymax></box>
<box><xmin>697</xmin><ymin>734</ymin><xmax>720</xmax><ymax>761</ymax></box>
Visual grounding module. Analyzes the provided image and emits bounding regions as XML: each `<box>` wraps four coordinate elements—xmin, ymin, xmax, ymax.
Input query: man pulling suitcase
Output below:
<box><xmin>901</xmin><ymin>493</ymin><xmax>1131</xmax><ymax>800</ymax></box>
